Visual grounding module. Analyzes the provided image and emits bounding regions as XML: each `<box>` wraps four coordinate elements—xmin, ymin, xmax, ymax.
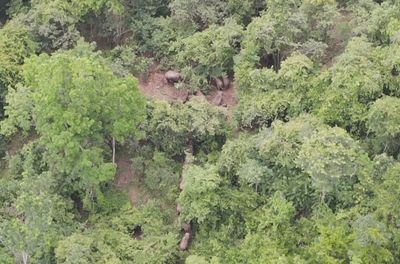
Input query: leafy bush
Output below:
<box><xmin>367</xmin><ymin>96</ymin><xmax>400</xmax><ymax>156</ymax></box>
<box><xmin>314</xmin><ymin>37</ymin><xmax>385</xmax><ymax>135</ymax></box>
<box><xmin>234</xmin><ymin>90</ymin><xmax>293</xmax><ymax>129</ymax></box>
<box><xmin>169</xmin><ymin>0</ymin><xmax>227</xmax><ymax>30</ymax></box>
<box><xmin>143</xmin><ymin>151</ymin><xmax>180</xmax><ymax>202</ymax></box>
<box><xmin>146</xmin><ymin>97</ymin><xmax>228</xmax><ymax>156</ymax></box>
<box><xmin>108</xmin><ymin>45</ymin><xmax>152</xmax><ymax>77</ymax></box>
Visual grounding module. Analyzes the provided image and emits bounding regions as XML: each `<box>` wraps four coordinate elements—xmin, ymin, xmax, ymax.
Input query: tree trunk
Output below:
<box><xmin>273</xmin><ymin>51</ymin><xmax>281</xmax><ymax>72</ymax></box>
<box><xmin>21</xmin><ymin>251</ymin><xmax>29</xmax><ymax>264</ymax></box>
<box><xmin>112</xmin><ymin>137</ymin><xmax>116</xmax><ymax>164</ymax></box>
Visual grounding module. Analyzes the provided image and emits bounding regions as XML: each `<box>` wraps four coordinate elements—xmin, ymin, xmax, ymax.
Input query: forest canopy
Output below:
<box><xmin>1</xmin><ymin>0</ymin><xmax>400</xmax><ymax>263</ymax></box>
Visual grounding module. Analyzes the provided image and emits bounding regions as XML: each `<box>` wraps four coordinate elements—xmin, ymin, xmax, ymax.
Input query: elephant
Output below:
<box><xmin>179</xmin><ymin>177</ymin><xmax>185</xmax><ymax>190</ymax></box>
<box><xmin>177</xmin><ymin>204</ymin><xmax>183</xmax><ymax>214</ymax></box>
<box><xmin>182</xmin><ymin>222</ymin><xmax>192</xmax><ymax>233</ymax></box>
<box><xmin>215</xmin><ymin>77</ymin><xmax>224</xmax><ymax>90</ymax></box>
<box><xmin>165</xmin><ymin>70</ymin><xmax>182</xmax><ymax>83</ymax></box>
<box><xmin>212</xmin><ymin>76</ymin><xmax>230</xmax><ymax>90</ymax></box>
<box><xmin>211</xmin><ymin>91</ymin><xmax>223</xmax><ymax>106</ymax></box>
<box><xmin>222</xmin><ymin>76</ymin><xmax>230</xmax><ymax>89</ymax></box>
<box><xmin>179</xmin><ymin>232</ymin><xmax>191</xmax><ymax>251</ymax></box>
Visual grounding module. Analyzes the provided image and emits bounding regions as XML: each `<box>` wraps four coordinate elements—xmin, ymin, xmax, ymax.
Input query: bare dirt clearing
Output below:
<box><xmin>139</xmin><ymin>63</ymin><xmax>238</xmax><ymax>109</ymax></box>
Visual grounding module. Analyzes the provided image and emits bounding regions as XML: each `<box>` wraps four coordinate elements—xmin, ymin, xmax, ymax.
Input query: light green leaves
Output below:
<box><xmin>367</xmin><ymin>96</ymin><xmax>400</xmax><ymax>138</ymax></box>
<box><xmin>147</xmin><ymin>97</ymin><xmax>227</xmax><ymax>156</ymax></box>
<box><xmin>178</xmin><ymin>164</ymin><xmax>221</xmax><ymax>222</ymax></box>
<box><xmin>1</xmin><ymin>40</ymin><xmax>145</xmax><ymax>209</ymax></box>
<box><xmin>296</xmin><ymin>126</ymin><xmax>366</xmax><ymax>198</ymax></box>
<box><xmin>367</xmin><ymin>96</ymin><xmax>400</xmax><ymax>156</ymax></box>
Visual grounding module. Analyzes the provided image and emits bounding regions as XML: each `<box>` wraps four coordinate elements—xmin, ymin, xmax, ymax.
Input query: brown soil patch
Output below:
<box><xmin>7</xmin><ymin>132</ymin><xmax>39</xmax><ymax>156</ymax></box>
<box><xmin>139</xmin><ymin>63</ymin><xmax>238</xmax><ymax>109</ymax></box>
<box><xmin>128</xmin><ymin>185</ymin><xmax>140</xmax><ymax>207</ymax></box>
<box><xmin>323</xmin><ymin>9</ymin><xmax>354</xmax><ymax>68</ymax></box>
<box><xmin>206</xmin><ymin>83</ymin><xmax>238</xmax><ymax>108</ymax></box>
<box><xmin>114</xmin><ymin>150</ymin><xmax>150</xmax><ymax>206</ymax></box>
<box><xmin>114</xmin><ymin>153</ymin><xmax>142</xmax><ymax>206</ymax></box>
<box><xmin>139</xmin><ymin>64</ymin><xmax>189</xmax><ymax>103</ymax></box>
<box><xmin>115</xmin><ymin>157</ymin><xmax>133</xmax><ymax>187</ymax></box>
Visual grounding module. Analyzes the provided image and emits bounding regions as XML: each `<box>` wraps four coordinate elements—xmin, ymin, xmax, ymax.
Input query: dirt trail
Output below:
<box><xmin>323</xmin><ymin>9</ymin><xmax>353</xmax><ymax>68</ymax></box>
<box><xmin>115</xmin><ymin>154</ymin><xmax>140</xmax><ymax>206</ymax></box>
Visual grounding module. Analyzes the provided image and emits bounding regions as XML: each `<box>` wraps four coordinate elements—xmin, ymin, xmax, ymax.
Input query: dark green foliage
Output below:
<box><xmin>169</xmin><ymin>0</ymin><xmax>227</xmax><ymax>30</ymax></box>
<box><xmin>235</xmin><ymin>53</ymin><xmax>317</xmax><ymax>129</ymax></box>
<box><xmin>56</xmin><ymin>202</ymin><xmax>179</xmax><ymax>264</ymax></box>
<box><xmin>235</xmin><ymin>90</ymin><xmax>293</xmax><ymax>129</ymax></box>
<box><xmin>2</xmin><ymin>1</ymin><xmax>400</xmax><ymax>263</ymax></box>
<box><xmin>0</xmin><ymin>21</ymin><xmax>37</xmax><ymax>115</ymax></box>
<box><xmin>315</xmin><ymin>37</ymin><xmax>385</xmax><ymax>134</ymax></box>
<box><xmin>0</xmin><ymin>142</ymin><xmax>75</xmax><ymax>264</ymax></box>
<box><xmin>143</xmin><ymin>151</ymin><xmax>180</xmax><ymax>202</ymax></box>
<box><xmin>108</xmin><ymin>45</ymin><xmax>152</xmax><ymax>77</ymax></box>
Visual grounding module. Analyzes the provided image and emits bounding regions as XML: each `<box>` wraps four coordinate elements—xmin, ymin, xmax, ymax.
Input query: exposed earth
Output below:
<box><xmin>139</xmin><ymin>63</ymin><xmax>238</xmax><ymax>108</ymax></box>
<box><xmin>114</xmin><ymin>150</ymin><xmax>143</xmax><ymax>206</ymax></box>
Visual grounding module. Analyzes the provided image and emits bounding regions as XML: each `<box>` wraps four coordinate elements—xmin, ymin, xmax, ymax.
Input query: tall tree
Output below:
<box><xmin>1</xmin><ymin>40</ymin><xmax>146</xmax><ymax>208</ymax></box>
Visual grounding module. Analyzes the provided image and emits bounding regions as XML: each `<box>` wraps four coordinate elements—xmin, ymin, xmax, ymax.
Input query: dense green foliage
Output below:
<box><xmin>1</xmin><ymin>0</ymin><xmax>400</xmax><ymax>263</ymax></box>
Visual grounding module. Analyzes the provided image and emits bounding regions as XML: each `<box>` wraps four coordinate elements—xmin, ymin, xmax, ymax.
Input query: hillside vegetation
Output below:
<box><xmin>1</xmin><ymin>0</ymin><xmax>400</xmax><ymax>263</ymax></box>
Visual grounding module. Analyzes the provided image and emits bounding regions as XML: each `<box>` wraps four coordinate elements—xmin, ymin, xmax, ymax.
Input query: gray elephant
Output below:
<box><xmin>165</xmin><ymin>70</ymin><xmax>182</xmax><ymax>83</ymax></box>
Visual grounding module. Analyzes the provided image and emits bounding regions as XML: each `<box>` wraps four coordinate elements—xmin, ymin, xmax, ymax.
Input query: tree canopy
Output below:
<box><xmin>1</xmin><ymin>0</ymin><xmax>400</xmax><ymax>263</ymax></box>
